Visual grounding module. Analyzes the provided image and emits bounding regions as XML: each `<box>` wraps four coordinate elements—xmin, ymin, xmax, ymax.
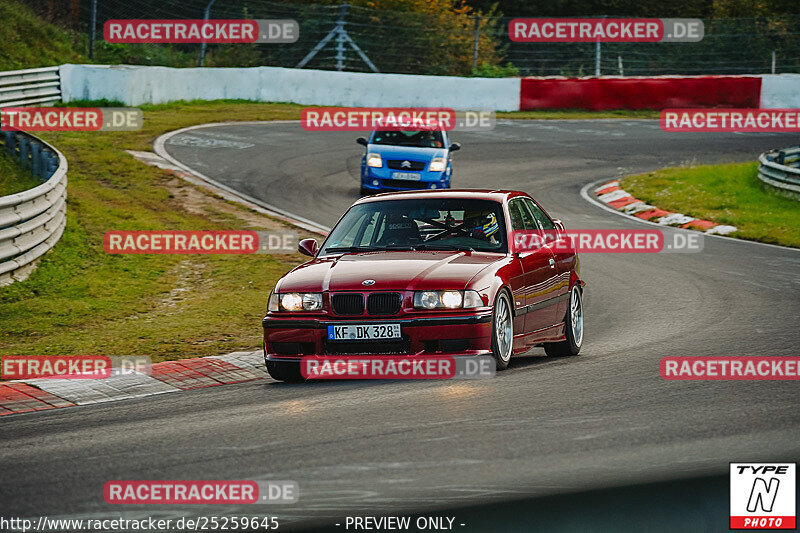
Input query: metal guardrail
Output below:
<box><xmin>0</xmin><ymin>66</ymin><xmax>61</xmax><ymax>108</ymax></box>
<box><xmin>758</xmin><ymin>146</ymin><xmax>800</xmax><ymax>200</ymax></box>
<box><xmin>0</xmin><ymin>131</ymin><xmax>67</xmax><ymax>286</ymax></box>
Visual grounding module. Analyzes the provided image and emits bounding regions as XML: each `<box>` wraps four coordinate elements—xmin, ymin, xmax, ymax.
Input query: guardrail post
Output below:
<box><xmin>4</xmin><ymin>131</ymin><xmax>16</xmax><ymax>157</ymax></box>
<box><xmin>43</xmin><ymin>151</ymin><xmax>58</xmax><ymax>177</ymax></box>
<box><xmin>777</xmin><ymin>150</ymin><xmax>785</xmax><ymax>165</ymax></box>
<box><xmin>18</xmin><ymin>136</ymin><xmax>30</xmax><ymax>169</ymax></box>
<box><xmin>31</xmin><ymin>142</ymin><xmax>42</xmax><ymax>179</ymax></box>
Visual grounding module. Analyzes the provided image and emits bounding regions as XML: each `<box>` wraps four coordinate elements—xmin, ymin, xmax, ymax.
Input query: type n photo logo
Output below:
<box><xmin>730</xmin><ymin>463</ymin><xmax>796</xmax><ymax>529</ymax></box>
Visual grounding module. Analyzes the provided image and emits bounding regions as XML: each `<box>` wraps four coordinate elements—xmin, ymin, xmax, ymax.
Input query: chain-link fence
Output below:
<box><xmin>23</xmin><ymin>0</ymin><xmax>800</xmax><ymax>76</ymax></box>
<box><xmin>503</xmin><ymin>18</ymin><xmax>800</xmax><ymax>76</ymax></box>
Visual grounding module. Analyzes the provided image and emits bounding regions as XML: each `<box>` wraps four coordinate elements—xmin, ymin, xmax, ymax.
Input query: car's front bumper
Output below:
<box><xmin>263</xmin><ymin>312</ymin><xmax>493</xmax><ymax>362</ymax></box>
<box><xmin>361</xmin><ymin>167</ymin><xmax>450</xmax><ymax>191</ymax></box>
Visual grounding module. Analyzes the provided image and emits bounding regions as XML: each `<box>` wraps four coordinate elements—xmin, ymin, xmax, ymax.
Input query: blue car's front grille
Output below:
<box><xmin>386</xmin><ymin>160</ymin><xmax>426</xmax><ymax>171</ymax></box>
<box><xmin>380</xmin><ymin>179</ymin><xmax>426</xmax><ymax>189</ymax></box>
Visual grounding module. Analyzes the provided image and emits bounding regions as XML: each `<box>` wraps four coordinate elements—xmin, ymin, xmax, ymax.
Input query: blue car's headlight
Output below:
<box><xmin>429</xmin><ymin>158</ymin><xmax>446</xmax><ymax>172</ymax></box>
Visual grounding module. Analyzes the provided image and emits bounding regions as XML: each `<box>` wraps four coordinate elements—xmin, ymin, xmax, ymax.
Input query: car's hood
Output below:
<box><xmin>367</xmin><ymin>144</ymin><xmax>447</xmax><ymax>160</ymax></box>
<box><xmin>277</xmin><ymin>251</ymin><xmax>501</xmax><ymax>292</ymax></box>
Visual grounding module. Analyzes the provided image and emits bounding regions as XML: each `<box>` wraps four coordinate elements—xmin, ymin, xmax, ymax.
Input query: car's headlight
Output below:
<box><xmin>269</xmin><ymin>292</ymin><xmax>323</xmax><ymax>311</ymax></box>
<box><xmin>302</xmin><ymin>293</ymin><xmax>323</xmax><ymax>311</ymax></box>
<box><xmin>429</xmin><ymin>158</ymin><xmax>446</xmax><ymax>172</ymax></box>
<box><xmin>413</xmin><ymin>290</ymin><xmax>482</xmax><ymax>309</ymax></box>
<box><xmin>366</xmin><ymin>153</ymin><xmax>382</xmax><ymax>167</ymax></box>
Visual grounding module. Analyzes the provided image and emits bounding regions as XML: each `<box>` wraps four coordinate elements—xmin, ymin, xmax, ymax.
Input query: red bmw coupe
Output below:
<box><xmin>263</xmin><ymin>190</ymin><xmax>584</xmax><ymax>382</ymax></box>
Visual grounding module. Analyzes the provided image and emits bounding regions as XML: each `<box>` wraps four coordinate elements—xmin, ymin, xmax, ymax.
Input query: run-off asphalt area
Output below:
<box><xmin>1</xmin><ymin>121</ymin><xmax>799</xmax><ymax>530</ymax></box>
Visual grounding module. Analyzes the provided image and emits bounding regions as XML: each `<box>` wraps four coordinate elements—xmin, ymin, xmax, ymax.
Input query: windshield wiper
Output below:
<box><xmin>381</xmin><ymin>244</ymin><xmax>417</xmax><ymax>251</ymax></box>
<box><xmin>324</xmin><ymin>244</ymin><xmax>472</xmax><ymax>254</ymax></box>
<box><xmin>323</xmin><ymin>245</ymin><xmax>417</xmax><ymax>253</ymax></box>
<box><xmin>415</xmin><ymin>243</ymin><xmax>474</xmax><ymax>252</ymax></box>
<box><xmin>323</xmin><ymin>246</ymin><xmax>382</xmax><ymax>253</ymax></box>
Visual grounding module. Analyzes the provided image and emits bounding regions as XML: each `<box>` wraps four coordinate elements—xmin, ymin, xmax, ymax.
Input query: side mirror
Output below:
<box><xmin>552</xmin><ymin>219</ymin><xmax>565</xmax><ymax>232</ymax></box>
<box><xmin>449</xmin><ymin>142</ymin><xmax>461</xmax><ymax>152</ymax></box>
<box><xmin>298</xmin><ymin>238</ymin><xmax>318</xmax><ymax>257</ymax></box>
<box><xmin>356</xmin><ymin>137</ymin><xmax>368</xmax><ymax>147</ymax></box>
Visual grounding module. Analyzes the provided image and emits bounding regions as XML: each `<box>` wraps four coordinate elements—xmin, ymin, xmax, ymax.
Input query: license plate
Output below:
<box><xmin>392</xmin><ymin>172</ymin><xmax>421</xmax><ymax>181</ymax></box>
<box><xmin>327</xmin><ymin>324</ymin><xmax>401</xmax><ymax>341</ymax></box>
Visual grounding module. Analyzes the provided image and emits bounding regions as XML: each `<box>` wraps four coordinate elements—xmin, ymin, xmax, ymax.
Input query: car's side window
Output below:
<box><xmin>511</xmin><ymin>198</ymin><xmax>538</xmax><ymax>230</ymax></box>
<box><xmin>524</xmin><ymin>198</ymin><xmax>556</xmax><ymax>230</ymax></box>
<box><xmin>508</xmin><ymin>200</ymin><xmax>527</xmax><ymax>231</ymax></box>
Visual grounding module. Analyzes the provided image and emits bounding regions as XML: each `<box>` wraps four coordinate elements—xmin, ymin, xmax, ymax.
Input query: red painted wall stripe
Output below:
<box><xmin>519</xmin><ymin>76</ymin><xmax>762</xmax><ymax>111</ymax></box>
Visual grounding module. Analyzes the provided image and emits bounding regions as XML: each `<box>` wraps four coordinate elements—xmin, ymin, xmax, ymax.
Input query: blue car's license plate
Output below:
<box><xmin>392</xmin><ymin>172</ymin><xmax>421</xmax><ymax>181</ymax></box>
<box><xmin>328</xmin><ymin>324</ymin><xmax>401</xmax><ymax>341</ymax></box>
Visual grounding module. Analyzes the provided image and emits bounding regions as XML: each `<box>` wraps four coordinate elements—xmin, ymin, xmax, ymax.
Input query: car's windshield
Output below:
<box><xmin>371</xmin><ymin>130</ymin><xmax>444</xmax><ymax>148</ymax></box>
<box><xmin>320</xmin><ymin>198</ymin><xmax>507</xmax><ymax>254</ymax></box>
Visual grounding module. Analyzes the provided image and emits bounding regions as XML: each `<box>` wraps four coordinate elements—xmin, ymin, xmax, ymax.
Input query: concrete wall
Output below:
<box><xmin>59</xmin><ymin>64</ymin><xmax>800</xmax><ymax>111</ymax></box>
<box><xmin>59</xmin><ymin>64</ymin><xmax>522</xmax><ymax>111</ymax></box>
<box><xmin>759</xmin><ymin>74</ymin><xmax>800</xmax><ymax>109</ymax></box>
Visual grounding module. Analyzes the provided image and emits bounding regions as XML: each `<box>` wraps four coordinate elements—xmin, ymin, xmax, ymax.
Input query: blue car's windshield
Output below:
<box><xmin>320</xmin><ymin>198</ymin><xmax>507</xmax><ymax>254</ymax></box>
<box><xmin>371</xmin><ymin>130</ymin><xmax>444</xmax><ymax>148</ymax></box>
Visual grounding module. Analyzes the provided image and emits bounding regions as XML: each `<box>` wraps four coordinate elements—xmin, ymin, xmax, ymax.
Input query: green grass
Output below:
<box><xmin>0</xmin><ymin>101</ymin><xmax>310</xmax><ymax>361</ymax></box>
<box><xmin>0</xmin><ymin>0</ymin><xmax>87</xmax><ymax>71</ymax></box>
<box><xmin>0</xmin><ymin>152</ymin><xmax>40</xmax><ymax>195</ymax></box>
<box><xmin>620</xmin><ymin>162</ymin><xmax>800</xmax><ymax>248</ymax></box>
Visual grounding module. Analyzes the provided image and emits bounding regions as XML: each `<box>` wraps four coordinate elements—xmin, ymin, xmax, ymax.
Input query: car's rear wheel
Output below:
<box><xmin>544</xmin><ymin>285</ymin><xmax>583</xmax><ymax>357</ymax></box>
<box><xmin>491</xmin><ymin>291</ymin><xmax>514</xmax><ymax>370</ymax></box>
<box><xmin>266</xmin><ymin>360</ymin><xmax>305</xmax><ymax>383</ymax></box>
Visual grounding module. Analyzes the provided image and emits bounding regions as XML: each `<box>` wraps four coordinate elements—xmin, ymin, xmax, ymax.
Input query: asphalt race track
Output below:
<box><xmin>2</xmin><ymin>120</ymin><xmax>799</xmax><ymax>530</ymax></box>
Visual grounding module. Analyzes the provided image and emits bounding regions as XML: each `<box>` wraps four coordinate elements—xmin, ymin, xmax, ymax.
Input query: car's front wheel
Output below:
<box><xmin>490</xmin><ymin>291</ymin><xmax>514</xmax><ymax>370</ymax></box>
<box><xmin>544</xmin><ymin>284</ymin><xmax>583</xmax><ymax>357</ymax></box>
<box><xmin>266</xmin><ymin>360</ymin><xmax>305</xmax><ymax>383</ymax></box>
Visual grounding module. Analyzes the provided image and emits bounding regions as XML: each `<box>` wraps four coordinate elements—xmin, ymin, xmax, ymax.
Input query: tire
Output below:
<box><xmin>266</xmin><ymin>360</ymin><xmax>305</xmax><ymax>383</ymax></box>
<box><xmin>490</xmin><ymin>291</ymin><xmax>514</xmax><ymax>370</ymax></box>
<box><xmin>360</xmin><ymin>185</ymin><xmax>371</xmax><ymax>196</ymax></box>
<box><xmin>544</xmin><ymin>284</ymin><xmax>583</xmax><ymax>357</ymax></box>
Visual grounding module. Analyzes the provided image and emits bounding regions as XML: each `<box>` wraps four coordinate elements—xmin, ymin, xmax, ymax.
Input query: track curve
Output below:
<box><xmin>2</xmin><ymin>120</ymin><xmax>799</xmax><ymax>529</ymax></box>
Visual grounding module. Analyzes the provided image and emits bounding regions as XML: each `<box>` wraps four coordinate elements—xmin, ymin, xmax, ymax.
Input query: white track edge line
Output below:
<box><xmin>153</xmin><ymin>122</ymin><xmax>331</xmax><ymax>235</ymax></box>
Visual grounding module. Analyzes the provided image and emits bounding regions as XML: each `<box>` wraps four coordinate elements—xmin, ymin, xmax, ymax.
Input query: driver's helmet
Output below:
<box><xmin>465</xmin><ymin>212</ymin><xmax>499</xmax><ymax>241</ymax></box>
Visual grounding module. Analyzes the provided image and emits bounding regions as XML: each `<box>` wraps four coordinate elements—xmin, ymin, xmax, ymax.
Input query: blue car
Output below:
<box><xmin>356</xmin><ymin>130</ymin><xmax>461</xmax><ymax>194</ymax></box>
